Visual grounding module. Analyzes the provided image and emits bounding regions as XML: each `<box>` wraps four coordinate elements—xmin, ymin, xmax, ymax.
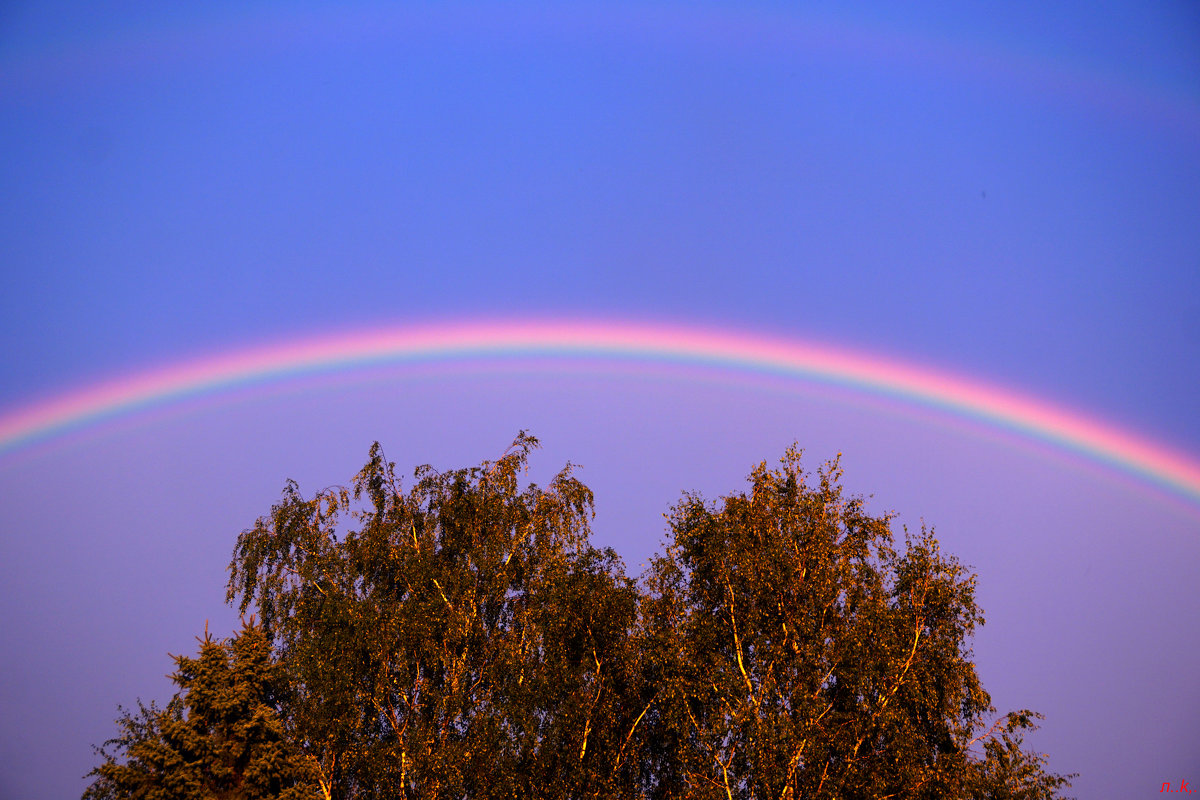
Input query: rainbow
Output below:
<box><xmin>3</xmin><ymin>4</ymin><xmax>1197</xmax><ymax>136</ymax></box>
<box><xmin>2</xmin><ymin>319</ymin><xmax>1199</xmax><ymax>509</ymax></box>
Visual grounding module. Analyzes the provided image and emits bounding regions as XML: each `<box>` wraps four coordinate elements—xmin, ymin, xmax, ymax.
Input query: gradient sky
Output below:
<box><xmin>1</xmin><ymin>2</ymin><xmax>1198</xmax><ymax>797</ymax></box>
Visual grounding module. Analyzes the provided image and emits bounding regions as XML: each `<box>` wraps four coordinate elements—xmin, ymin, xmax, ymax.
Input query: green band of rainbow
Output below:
<box><xmin>3</xmin><ymin>319</ymin><xmax>1198</xmax><ymax>509</ymax></box>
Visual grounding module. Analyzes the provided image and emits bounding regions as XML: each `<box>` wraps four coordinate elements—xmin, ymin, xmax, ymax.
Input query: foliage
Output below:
<box><xmin>87</xmin><ymin>434</ymin><xmax>1073</xmax><ymax>799</ymax></box>
<box><xmin>640</xmin><ymin>446</ymin><xmax>1074</xmax><ymax>799</ymax></box>
<box><xmin>225</xmin><ymin>432</ymin><xmax>651</xmax><ymax>799</ymax></box>
<box><xmin>84</xmin><ymin>619</ymin><xmax>320</xmax><ymax>800</ymax></box>
<box><xmin>964</xmin><ymin>712</ymin><xmax>1076</xmax><ymax>800</ymax></box>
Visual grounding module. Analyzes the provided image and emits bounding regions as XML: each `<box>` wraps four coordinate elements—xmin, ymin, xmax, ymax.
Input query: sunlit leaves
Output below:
<box><xmin>84</xmin><ymin>620</ymin><xmax>321</xmax><ymax>800</ymax></box>
<box><xmin>224</xmin><ymin>432</ymin><xmax>649</xmax><ymax>799</ymax></box>
<box><xmin>89</xmin><ymin>435</ymin><xmax>1072</xmax><ymax>799</ymax></box>
<box><xmin>642</xmin><ymin>447</ymin><xmax>1073</xmax><ymax>799</ymax></box>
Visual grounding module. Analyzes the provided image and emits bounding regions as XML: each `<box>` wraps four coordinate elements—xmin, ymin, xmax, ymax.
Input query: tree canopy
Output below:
<box><xmin>84</xmin><ymin>619</ymin><xmax>318</xmax><ymax>800</ymax></box>
<box><xmin>87</xmin><ymin>433</ymin><xmax>1073</xmax><ymax>799</ymax></box>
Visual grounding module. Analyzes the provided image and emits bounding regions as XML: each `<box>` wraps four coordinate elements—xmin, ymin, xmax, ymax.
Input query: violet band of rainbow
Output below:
<box><xmin>1</xmin><ymin>320</ymin><xmax>1198</xmax><ymax>509</ymax></box>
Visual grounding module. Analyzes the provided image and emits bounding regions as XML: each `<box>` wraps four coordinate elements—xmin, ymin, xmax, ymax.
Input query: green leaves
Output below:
<box><xmin>88</xmin><ymin>435</ymin><xmax>1073</xmax><ymax>799</ymax></box>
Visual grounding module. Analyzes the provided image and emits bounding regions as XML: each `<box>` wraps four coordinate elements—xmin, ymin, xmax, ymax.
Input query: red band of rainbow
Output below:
<box><xmin>2</xmin><ymin>319</ymin><xmax>1198</xmax><ymax>510</ymax></box>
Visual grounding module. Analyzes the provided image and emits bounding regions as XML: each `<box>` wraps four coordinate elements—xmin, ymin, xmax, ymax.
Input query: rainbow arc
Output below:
<box><xmin>2</xmin><ymin>320</ymin><xmax>1198</xmax><ymax>510</ymax></box>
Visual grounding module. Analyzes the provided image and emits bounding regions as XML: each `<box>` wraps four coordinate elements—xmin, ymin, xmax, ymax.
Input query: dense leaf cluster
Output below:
<box><xmin>84</xmin><ymin>620</ymin><xmax>318</xmax><ymax>800</ymax></box>
<box><xmin>87</xmin><ymin>433</ymin><xmax>1073</xmax><ymax>799</ymax></box>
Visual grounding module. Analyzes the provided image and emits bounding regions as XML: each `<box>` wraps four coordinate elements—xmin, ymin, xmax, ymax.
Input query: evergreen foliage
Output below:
<box><xmin>87</xmin><ymin>433</ymin><xmax>1074</xmax><ymax>799</ymax></box>
<box><xmin>84</xmin><ymin>619</ymin><xmax>319</xmax><ymax>799</ymax></box>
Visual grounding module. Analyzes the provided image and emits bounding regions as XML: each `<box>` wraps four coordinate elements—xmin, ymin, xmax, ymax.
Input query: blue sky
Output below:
<box><xmin>1</xmin><ymin>2</ymin><xmax>1198</xmax><ymax>797</ymax></box>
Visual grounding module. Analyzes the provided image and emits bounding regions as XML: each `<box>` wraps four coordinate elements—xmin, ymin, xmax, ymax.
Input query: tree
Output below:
<box><xmin>224</xmin><ymin>432</ymin><xmax>653</xmax><ymax>799</ymax></box>
<box><xmin>87</xmin><ymin>435</ymin><xmax>1073</xmax><ymax>799</ymax></box>
<box><xmin>84</xmin><ymin>619</ymin><xmax>320</xmax><ymax>800</ymax></box>
<box><xmin>640</xmin><ymin>446</ymin><xmax>1073</xmax><ymax>799</ymax></box>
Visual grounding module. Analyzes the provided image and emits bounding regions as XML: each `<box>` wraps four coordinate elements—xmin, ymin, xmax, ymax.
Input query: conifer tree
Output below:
<box><xmin>84</xmin><ymin>619</ymin><xmax>320</xmax><ymax>800</ymax></box>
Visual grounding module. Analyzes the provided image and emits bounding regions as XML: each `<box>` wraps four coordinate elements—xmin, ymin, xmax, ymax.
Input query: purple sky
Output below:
<box><xmin>1</xmin><ymin>3</ymin><xmax>1198</xmax><ymax>797</ymax></box>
